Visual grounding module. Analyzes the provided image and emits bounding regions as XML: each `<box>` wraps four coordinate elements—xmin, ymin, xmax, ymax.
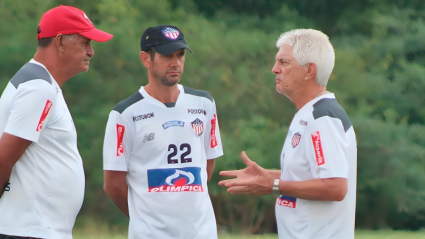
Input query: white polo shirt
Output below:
<box><xmin>103</xmin><ymin>85</ymin><xmax>223</xmax><ymax>239</ymax></box>
<box><xmin>276</xmin><ymin>93</ymin><xmax>357</xmax><ymax>239</ymax></box>
<box><xmin>0</xmin><ymin>59</ymin><xmax>85</xmax><ymax>239</ymax></box>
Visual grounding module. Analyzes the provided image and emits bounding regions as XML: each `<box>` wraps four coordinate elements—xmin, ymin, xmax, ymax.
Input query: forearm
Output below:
<box><xmin>105</xmin><ymin>186</ymin><xmax>129</xmax><ymax>217</ymax></box>
<box><xmin>278</xmin><ymin>178</ymin><xmax>347</xmax><ymax>201</ymax></box>
<box><xmin>266</xmin><ymin>169</ymin><xmax>281</xmax><ymax>179</ymax></box>
<box><xmin>0</xmin><ymin>165</ymin><xmax>13</xmax><ymax>199</ymax></box>
<box><xmin>0</xmin><ymin>133</ymin><xmax>31</xmax><ymax>199</ymax></box>
<box><xmin>207</xmin><ymin>159</ymin><xmax>215</xmax><ymax>182</ymax></box>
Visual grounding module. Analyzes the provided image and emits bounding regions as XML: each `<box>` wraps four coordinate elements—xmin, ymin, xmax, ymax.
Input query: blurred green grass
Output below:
<box><xmin>72</xmin><ymin>230</ymin><xmax>425</xmax><ymax>239</ymax></box>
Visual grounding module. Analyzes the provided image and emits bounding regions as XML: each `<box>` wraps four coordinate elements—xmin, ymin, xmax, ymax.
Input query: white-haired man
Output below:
<box><xmin>219</xmin><ymin>29</ymin><xmax>357</xmax><ymax>239</ymax></box>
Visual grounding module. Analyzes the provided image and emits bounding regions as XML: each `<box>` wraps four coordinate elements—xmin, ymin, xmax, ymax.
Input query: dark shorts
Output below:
<box><xmin>0</xmin><ymin>235</ymin><xmax>40</xmax><ymax>239</ymax></box>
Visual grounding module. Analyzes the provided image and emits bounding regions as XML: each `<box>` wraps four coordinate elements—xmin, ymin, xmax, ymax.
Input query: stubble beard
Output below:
<box><xmin>152</xmin><ymin>67</ymin><xmax>182</xmax><ymax>87</ymax></box>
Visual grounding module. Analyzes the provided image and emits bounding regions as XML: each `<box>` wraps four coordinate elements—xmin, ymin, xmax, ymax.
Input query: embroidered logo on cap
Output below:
<box><xmin>84</xmin><ymin>13</ymin><xmax>93</xmax><ymax>24</ymax></box>
<box><xmin>162</xmin><ymin>27</ymin><xmax>180</xmax><ymax>40</ymax></box>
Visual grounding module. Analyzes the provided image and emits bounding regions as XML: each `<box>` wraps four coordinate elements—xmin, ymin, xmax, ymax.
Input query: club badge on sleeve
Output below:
<box><xmin>36</xmin><ymin>99</ymin><xmax>53</xmax><ymax>132</ymax></box>
<box><xmin>191</xmin><ymin>118</ymin><xmax>203</xmax><ymax>136</ymax></box>
<box><xmin>116</xmin><ymin>124</ymin><xmax>125</xmax><ymax>156</ymax></box>
<box><xmin>210</xmin><ymin>114</ymin><xmax>218</xmax><ymax>148</ymax></box>
<box><xmin>311</xmin><ymin>131</ymin><xmax>325</xmax><ymax>166</ymax></box>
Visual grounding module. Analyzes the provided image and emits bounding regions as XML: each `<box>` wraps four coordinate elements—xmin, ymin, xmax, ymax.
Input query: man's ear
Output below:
<box><xmin>55</xmin><ymin>34</ymin><xmax>64</xmax><ymax>53</ymax></box>
<box><xmin>305</xmin><ymin>63</ymin><xmax>317</xmax><ymax>82</ymax></box>
<box><xmin>140</xmin><ymin>51</ymin><xmax>152</xmax><ymax>68</ymax></box>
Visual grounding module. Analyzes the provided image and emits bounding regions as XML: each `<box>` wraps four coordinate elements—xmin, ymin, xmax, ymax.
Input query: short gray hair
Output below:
<box><xmin>276</xmin><ymin>29</ymin><xmax>335</xmax><ymax>87</ymax></box>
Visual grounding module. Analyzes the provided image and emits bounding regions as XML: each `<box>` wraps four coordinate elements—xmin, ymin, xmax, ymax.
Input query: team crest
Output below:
<box><xmin>162</xmin><ymin>27</ymin><xmax>180</xmax><ymax>40</ymax></box>
<box><xmin>191</xmin><ymin>118</ymin><xmax>204</xmax><ymax>136</ymax></box>
<box><xmin>291</xmin><ymin>132</ymin><xmax>301</xmax><ymax>148</ymax></box>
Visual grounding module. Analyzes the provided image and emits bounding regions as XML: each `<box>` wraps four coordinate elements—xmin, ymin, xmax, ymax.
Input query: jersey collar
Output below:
<box><xmin>139</xmin><ymin>84</ymin><xmax>184</xmax><ymax>109</ymax></box>
<box><xmin>298</xmin><ymin>93</ymin><xmax>336</xmax><ymax>113</ymax></box>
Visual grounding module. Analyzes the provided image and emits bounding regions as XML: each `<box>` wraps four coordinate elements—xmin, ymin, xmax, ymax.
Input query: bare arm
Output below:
<box><xmin>0</xmin><ymin>133</ymin><xmax>32</xmax><ymax>199</ymax></box>
<box><xmin>279</xmin><ymin>177</ymin><xmax>347</xmax><ymax>201</ymax></box>
<box><xmin>104</xmin><ymin>170</ymin><xmax>129</xmax><ymax>217</ymax></box>
<box><xmin>220</xmin><ymin>152</ymin><xmax>348</xmax><ymax>201</ymax></box>
<box><xmin>207</xmin><ymin>159</ymin><xmax>215</xmax><ymax>182</ymax></box>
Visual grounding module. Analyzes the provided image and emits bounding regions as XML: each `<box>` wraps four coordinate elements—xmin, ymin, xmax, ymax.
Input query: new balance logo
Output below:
<box><xmin>143</xmin><ymin>133</ymin><xmax>155</xmax><ymax>143</ymax></box>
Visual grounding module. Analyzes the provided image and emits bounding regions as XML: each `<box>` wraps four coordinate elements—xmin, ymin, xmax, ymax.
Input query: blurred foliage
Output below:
<box><xmin>1</xmin><ymin>0</ymin><xmax>425</xmax><ymax>233</ymax></box>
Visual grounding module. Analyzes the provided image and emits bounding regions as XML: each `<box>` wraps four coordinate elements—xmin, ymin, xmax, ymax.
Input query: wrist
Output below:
<box><xmin>272</xmin><ymin>179</ymin><xmax>281</xmax><ymax>198</ymax></box>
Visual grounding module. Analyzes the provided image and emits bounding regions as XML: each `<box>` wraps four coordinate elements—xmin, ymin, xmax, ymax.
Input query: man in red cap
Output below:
<box><xmin>0</xmin><ymin>5</ymin><xmax>112</xmax><ymax>239</ymax></box>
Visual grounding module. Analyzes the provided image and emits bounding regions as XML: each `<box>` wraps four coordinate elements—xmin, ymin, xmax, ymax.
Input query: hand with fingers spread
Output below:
<box><xmin>218</xmin><ymin>151</ymin><xmax>257</xmax><ymax>185</ymax></box>
<box><xmin>219</xmin><ymin>151</ymin><xmax>276</xmax><ymax>196</ymax></box>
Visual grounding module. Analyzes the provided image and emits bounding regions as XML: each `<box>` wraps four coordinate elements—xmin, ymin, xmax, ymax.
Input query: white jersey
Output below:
<box><xmin>276</xmin><ymin>93</ymin><xmax>357</xmax><ymax>239</ymax></box>
<box><xmin>103</xmin><ymin>85</ymin><xmax>223</xmax><ymax>239</ymax></box>
<box><xmin>0</xmin><ymin>59</ymin><xmax>85</xmax><ymax>239</ymax></box>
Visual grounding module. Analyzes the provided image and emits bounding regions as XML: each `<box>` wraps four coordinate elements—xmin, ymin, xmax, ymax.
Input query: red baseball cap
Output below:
<box><xmin>37</xmin><ymin>5</ymin><xmax>113</xmax><ymax>42</ymax></box>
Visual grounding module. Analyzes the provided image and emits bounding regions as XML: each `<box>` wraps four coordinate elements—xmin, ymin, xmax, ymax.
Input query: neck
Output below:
<box><xmin>290</xmin><ymin>88</ymin><xmax>327</xmax><ymax>110</ymax></box>
<box><xmin>33</xmin><ymin>49</ymin><xmax>72</xmax><ymax>87</ymax></box>
<box><xmin>144</xmin><ymin>80</ymin><xmax>180</xmax><ymax>103</ymax></box>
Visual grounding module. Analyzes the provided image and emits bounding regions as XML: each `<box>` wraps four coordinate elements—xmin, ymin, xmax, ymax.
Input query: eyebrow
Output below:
<box><xmin>277</xmin><ymin>58</ymin><xmax>291</xmax><ymax>62</ymax></box>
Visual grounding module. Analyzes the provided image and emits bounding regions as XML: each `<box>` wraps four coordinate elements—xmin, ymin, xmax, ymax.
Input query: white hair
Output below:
<box><xmin>276</xmin><ymin>29</ymin><xmax>335</xmax><ymax>87</ymax></box>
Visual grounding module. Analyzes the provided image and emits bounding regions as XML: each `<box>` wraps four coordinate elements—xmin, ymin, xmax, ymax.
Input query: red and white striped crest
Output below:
<box><xmin>162</xmin><ymin>27</ymin><xmax>180</xmax><ymax>40</ymax></box>
<box><xmin>191</xmin><ymin>118</ymin><xmax>204</xmax><ymax>136</ymax></box>
<box><xmin>291</xmin><ymin>132</ymin><xmax>301</xmax><ymax>148</ymax></box>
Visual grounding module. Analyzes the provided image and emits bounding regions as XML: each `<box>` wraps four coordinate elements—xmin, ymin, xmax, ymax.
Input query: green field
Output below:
<box><xmin>73</xmin><ymin>230</ymin><xmax>425</xmax><ymax>239</ymax></box>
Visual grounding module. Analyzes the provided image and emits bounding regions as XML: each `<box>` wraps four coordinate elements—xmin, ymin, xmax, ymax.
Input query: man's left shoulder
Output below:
<box><xmin>311</xmin><ymin>98</ymin><xmax>352</xmax><ymax>132</ymax></box>
<box><xmin>183</xmin><ymin>86</ymin><xmax>214</xmax><ymax>103</ymax></box>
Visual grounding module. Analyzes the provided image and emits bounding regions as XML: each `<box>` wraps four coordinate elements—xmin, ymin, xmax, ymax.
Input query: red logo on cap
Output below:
<box><xmin>311</xmin><ymin>131</ymin><xmax>325</xmax><ymax>166</ymax></box>
<box><xmin>116</xmin><ymin>124</ymin><xmax>125</xmax><ymax>156</ymax></box>
<box><xmin>210</xmin><ymin>114</ymin><xmax>218</xmax><ymax>148</ymax></box>
<box><xmin>36</xmin><ymin>100</ymin><xmax>53</xmax><ymax>132</ymax></box>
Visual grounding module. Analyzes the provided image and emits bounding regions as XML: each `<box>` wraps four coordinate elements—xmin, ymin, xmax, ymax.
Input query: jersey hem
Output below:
<box><xmin>318</xmin><ymin>172</ymin><xmax>349</xmax><ymax>179</ymax></box>
<box><xmin>0</xmin><ymin>227</ymin><xmax>71</xmax><ymax>239</ymax></box>
<box><xmin>206</xmin><ymin>150</ymin><xmax>224</xmax><ymax>160</ymax></box>
<box><xmin>103</xmin><ymin>165</ymin><xmax>128</xmax><ymax>171</ymax></box>
<box><xmin>3</xmin><ymin>128</ymin><xmax>39</xmax><ymax>143</ymax></box>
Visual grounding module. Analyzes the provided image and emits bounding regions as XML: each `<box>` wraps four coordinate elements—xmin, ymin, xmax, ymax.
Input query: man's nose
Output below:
<box><xmin>170</xmin><ymin>56</ymin><xmax>180</xmax><ymax>67</ymax></box>
<box><xmin>272</xmin><ymin>63</ymin><xmax>280</xmax><ymax>74</ymax></box>
<box><xmin>87</xmin><ymin>43</ymin><xmax>94</xmax><ymax>58</ymax></box>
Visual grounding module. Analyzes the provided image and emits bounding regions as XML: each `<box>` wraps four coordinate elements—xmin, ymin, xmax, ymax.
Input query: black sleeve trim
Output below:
<box><xmin>183</xmin><ymin>86</ymin><xmax>213</xmax><ymax>102</ymax></box>
<box><xmin>313</xmin><ymin>98</ymin><xmax>352</xmax><ymax>132</ymax></box>
<box><xmin>10</xmin><ymin>63</ymin><xmax>52</xmax><ymax>88</ymax></box>
<box><xmin>112</xmin><ymin>92</ymin><xmax>144</xmax><ymax>114</ymax></box>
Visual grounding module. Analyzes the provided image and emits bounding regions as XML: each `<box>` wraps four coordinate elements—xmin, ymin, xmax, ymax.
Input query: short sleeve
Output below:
<box><xmin>306</xmin><ymin>117</ymin><xmax>349</xmax><ymax>179</ymax></box>
<box><xmin>4</xmin><ymin>80</ymin><xmax>56</xmax><ymax>142</ymax></box>
<box><xmin>203</xmin><ymin>100</ymin><xmax>224</xmax><ymax>160</ymax></box>
<box><xmin>103</xmin><ymin>110</ymin><xmax>132</xmax><ymax>171</ymax></box>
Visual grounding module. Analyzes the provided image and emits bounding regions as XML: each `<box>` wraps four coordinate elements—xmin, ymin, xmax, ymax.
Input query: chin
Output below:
<box><xmin>276</xmin><ymin>86</ymin><xmax>288</xmax><ymax>96</ymax></box>
<box><xmin>81</xmin><ymin>66</ymin><xmax>89</xmax><ymax>73</ymax></box>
